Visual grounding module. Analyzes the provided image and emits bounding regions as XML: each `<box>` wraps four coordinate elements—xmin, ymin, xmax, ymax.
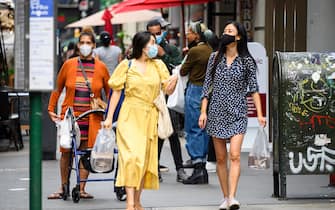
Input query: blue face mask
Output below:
<box><xmin>156</xmin><ymin>31</ymin><xmax>167</xmax><ymax>45</ymax></box>
<box><xmin>147</xmin><ymin>44</ymin><xmax>158</xmax><ymax>58</ymax></box>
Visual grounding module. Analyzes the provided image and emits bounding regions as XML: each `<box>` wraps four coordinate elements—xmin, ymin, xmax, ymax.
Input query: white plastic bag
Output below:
<box><xmin>167</xmin><ymin>65</ymin><xmax>188</xmax><ymax>114</ymax></box>
<box><xmin>57</xmin><ymin>108</ymin><xmax>80</xmax><ymax>149</ymax></box>
<box><xmin>90</xmin><ymin>126</ymin><xmax>115</xmax><ymax>173</ymax></box>
<box><xmin>248</xmin><ymin>127</ymin><xmax>271</xmax><ymax>169</ymax></box>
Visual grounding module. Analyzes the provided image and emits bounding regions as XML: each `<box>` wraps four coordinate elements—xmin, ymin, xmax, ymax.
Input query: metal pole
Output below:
<box><xmin>181</xmin><ymin>2</ymin><xmax>186</xmax><ymax>48</ymax></box>
<box><xmin>29</xmin><ymin>93</ymin><xmax>42</xmax><ymax>210</ymax></box>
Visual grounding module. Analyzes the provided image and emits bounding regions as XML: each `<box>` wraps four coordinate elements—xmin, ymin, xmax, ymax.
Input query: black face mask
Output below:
<box><xmin>220</xmin><ymin>34</ymin><xmax>236</xmax><ymax>46</ymax></box>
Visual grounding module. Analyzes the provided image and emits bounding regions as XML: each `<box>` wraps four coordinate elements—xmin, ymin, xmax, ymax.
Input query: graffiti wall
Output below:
<box><xmin>278</xmin><ymin>52</ymin><xmax>335</xmax><ymax>174</ymax></box>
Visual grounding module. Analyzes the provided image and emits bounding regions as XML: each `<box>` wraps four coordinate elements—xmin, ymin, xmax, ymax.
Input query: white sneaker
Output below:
<box><xmin>206</xmin><ymin>161</ymin><xmax>216</xmax><ymax>173</ymax></box>
<box><xmin>229</xmin><ymin>198</ymin><xmax>240</xmax><ymax>210</ymax></box>
<box><xmin>219</xmin><ymin>198</ymin><xmax>229</xmax><ymax>210</ymax></box>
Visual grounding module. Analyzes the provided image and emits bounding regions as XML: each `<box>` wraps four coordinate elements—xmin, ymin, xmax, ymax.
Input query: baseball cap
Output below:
<box><xmin>147</xmin><ymin>16</ymin><xmax>170</xmax><ymax>28</ymax></box>
<box><xmin>157</xmin><ymin>17</ymin><xmax>170</xmax><ymax>27</ymax></box>
<box><xmin>99</xmin><ymin>31</ymin><xmax>111</xmax><ymax>45</ymax></box>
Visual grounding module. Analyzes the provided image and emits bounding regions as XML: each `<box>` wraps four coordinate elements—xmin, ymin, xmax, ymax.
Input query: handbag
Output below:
<box><xmin>154</xmin><ymin>90</ymin><xmax>174</xmax><ymax>139</ymax></box>
<box><xmin>91</xmin><ymin>97</ymin><xmax>107</xmax><ymax>110</ymax></box>
<box><xmin>105</xmin><ymin>60</ymin><xmax>132</xmax><ymax>122</ymax></box>
<box><xmin>167</xmin><ymin>65</ymin><xmax>188</xmax><ymax>114</ymax></box>
<box><xmin>57</xmin><ymin>107</ymin><xmax>81</xmax><ymax>149</ymax></box>
<box><xmin>78</xmin><ymin>58</ymin><xmax>107</xmax><ymax>110</ymax></box>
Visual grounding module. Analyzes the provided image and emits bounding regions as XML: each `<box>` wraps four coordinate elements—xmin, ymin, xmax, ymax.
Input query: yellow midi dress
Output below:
<box><xmin>108</xmin><ymin>59</ymin><xmax>170</xmax><ymax>190</ymax></box>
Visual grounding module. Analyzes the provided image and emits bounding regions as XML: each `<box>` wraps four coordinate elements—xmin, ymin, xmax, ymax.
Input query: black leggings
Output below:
<box><xmin>158</xmin><ymin>131</ymin><xmax>184</xmax><ymax>171</ymax></box>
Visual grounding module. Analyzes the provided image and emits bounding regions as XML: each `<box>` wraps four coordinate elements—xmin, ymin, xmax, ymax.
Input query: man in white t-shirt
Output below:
<box><xmin>94</xmin><ymin>31</ymin><xmax>122</xmax><ymax>75</ymax></box>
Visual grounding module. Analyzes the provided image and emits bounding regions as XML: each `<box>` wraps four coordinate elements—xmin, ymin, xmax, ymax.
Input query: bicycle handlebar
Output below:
<box><xmin>75</xmin><ymin>109</ymin><xmax>105</xmax><ymax>121</ymax></box>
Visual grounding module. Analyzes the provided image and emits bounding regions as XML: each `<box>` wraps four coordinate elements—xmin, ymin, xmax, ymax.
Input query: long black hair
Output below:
<box><xmin>212</xmin><ymin>21</ymin><xmax>255</xmax><ymax>77</ymax></box>
<box><xmin>131</xmin><ymin>31</ymin><xmax>155</xmax><ymax>59</ymax></box>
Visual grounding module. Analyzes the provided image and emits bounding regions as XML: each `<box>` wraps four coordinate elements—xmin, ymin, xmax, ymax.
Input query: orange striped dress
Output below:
<box><xmin>73</xmin><ymin>59</ymin><xmax>95</xmax><ymax>142</ymax></box>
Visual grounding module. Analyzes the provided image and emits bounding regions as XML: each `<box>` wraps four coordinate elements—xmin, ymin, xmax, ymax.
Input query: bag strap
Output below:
<box><xmin>124</xmin><ymin>59</ymin><xmax>131</xmax><ymax>89</ymax></box>
<box><xmin>78</xmin><ymin>58</ymin><xmax>94</xmax><ymax>97</ymax></box>
<box><xmin>105</xmin><ymin>59</ymin><xmax>132</xmax><ymax>115</ymax></box>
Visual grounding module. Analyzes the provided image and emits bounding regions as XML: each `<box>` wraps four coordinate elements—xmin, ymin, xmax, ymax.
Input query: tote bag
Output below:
<box><xmin>154</xmin><ymin>90</ymin><xmax>174</xmax><ymax>139</ymax></box>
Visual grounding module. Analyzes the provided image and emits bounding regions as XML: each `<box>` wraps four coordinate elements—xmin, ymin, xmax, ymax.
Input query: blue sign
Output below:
<box><xmin>30</xmin><ymin>0</ymin><xmax>53</xmax><ymax>17</ymax></box>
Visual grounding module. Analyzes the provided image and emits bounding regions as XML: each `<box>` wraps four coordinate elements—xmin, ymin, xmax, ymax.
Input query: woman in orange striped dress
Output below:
<box><xmin>47</xmin><ymin>31</ymin><xmax>110</xmax><ymax>199</ymax></box>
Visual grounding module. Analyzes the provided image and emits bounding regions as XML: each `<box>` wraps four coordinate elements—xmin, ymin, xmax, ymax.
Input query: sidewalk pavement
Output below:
<box><xmin>0</xmin><ymin>135</ymin><xmax>335</xmax><ymax>210</ymax></box>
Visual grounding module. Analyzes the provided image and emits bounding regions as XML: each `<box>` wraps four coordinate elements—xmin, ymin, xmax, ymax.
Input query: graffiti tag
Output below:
<box><xmin>289</xmin><ymin>146</ymin><xmax>335</xmax><ymax>174</ymax></box>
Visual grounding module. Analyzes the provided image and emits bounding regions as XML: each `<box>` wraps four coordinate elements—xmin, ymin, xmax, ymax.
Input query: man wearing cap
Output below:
<box><xmin>95</xmin><ymin>31</ymin><xmax>122</xmax><ymax>75</ymax></box>
<box><xmin>146</xmin><ymin>17</ymin><xmax>187</xmax><ymax>183</ymax></box>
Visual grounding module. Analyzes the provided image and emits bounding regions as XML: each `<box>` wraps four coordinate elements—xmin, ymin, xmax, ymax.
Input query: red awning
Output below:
<box><xmin>112</xmin><ymin>0</ymin><xmax>217</xmax><ymax>14</ymax></box>
<box><xmin>110</xmin><ymin>0</ymin><xmax>217</xmax><ymax>47</ymax></box>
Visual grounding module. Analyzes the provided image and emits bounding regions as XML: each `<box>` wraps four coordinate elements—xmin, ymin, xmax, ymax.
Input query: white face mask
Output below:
<box><xmin>79</xmin><ymin>44</ymin><xmax>92</xmax><ymax>57</ymax></box>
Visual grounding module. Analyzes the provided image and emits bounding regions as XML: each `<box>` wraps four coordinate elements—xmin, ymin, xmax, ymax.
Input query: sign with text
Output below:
<box><xmin>29</xmin><ymin>0</ymin><xmax>54</xmax><ymax>91</ymax></box>
<box><xmin>247</xmin><ymin>42</ymin><xmax>268</xmax><ymax>127</ymax></box>
<box><xmin>240</xmin><ymin>0</ymin><xmax>253</xmax><ymax>41</ymax></box>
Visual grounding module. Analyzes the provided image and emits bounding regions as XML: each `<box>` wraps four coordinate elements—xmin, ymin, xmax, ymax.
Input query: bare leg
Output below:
<box><xmin>79</xmin><ymin>165</ymin><xmax>89</xmax><ymax>192</ymax></box>
<box><xmin>134</xmin><ymin>179</ymin><xmax>145</xmax><ymax>210</ymax></box>
<box><xmin>60</xmin><ymin>152</ymin><xmax>71</xmax><ymax>187</ymax></box>
<box><xmin>47</xmin><ymin>151</ymin><xmax>70</xmax><ymax>198</ymax></box>
<box><xmin>126</xmin><ymin>187</ymin><xmax>136</xmax><ymax>210</ymax></box>
<box><xmin>213</xmin><ymin>137</ymin><xmax>229</xmax><ymax>198</ymax></box>
<box><xmin>77</xmin><ymin>141</ymin><xmax>91</xmax><ymax>197</ymax></box>
<box><xmin>228</xmin><ymin>134</ymin><xmax>244</xmax><ymax>199</ymax></box>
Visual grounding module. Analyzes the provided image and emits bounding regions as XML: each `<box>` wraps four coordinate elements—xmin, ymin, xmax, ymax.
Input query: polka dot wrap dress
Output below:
<box><xmin>201</xmin><ymin>53</ymin><xmax>259</xmax><ymax>139</ymax></box>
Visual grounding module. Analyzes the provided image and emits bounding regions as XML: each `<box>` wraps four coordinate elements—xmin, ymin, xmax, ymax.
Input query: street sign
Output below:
<box><xmin>247</xmin><ymin>42</ymin><xmax>268</xmax><ymax>126</ymax></box>
<box><xmin>29</xmin><ymin>0</ymin><xmax>54</xmax><ymax>91</ymax></box>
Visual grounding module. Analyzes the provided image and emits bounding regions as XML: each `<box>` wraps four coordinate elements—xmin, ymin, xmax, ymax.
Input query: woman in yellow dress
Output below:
<box><xmin>104</xmin><ymin>31</ymin><xmax>177</xmax><ymax>210</ymax></box>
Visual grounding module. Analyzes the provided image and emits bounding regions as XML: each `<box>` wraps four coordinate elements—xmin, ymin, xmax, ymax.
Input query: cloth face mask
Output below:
<box><xmin>147</xmin><ymin>44</ymin><xmax>158</xmax><ymax>58</ymax></box>
<box><xmin>220</xmin><ymin>34</ymin><xmax>236</xmax><ymax>46</ymax></box>
<box><xmin>79</xmin><ymin>44</ymin><xmax>92</xmax><ymax>57</ymax></box>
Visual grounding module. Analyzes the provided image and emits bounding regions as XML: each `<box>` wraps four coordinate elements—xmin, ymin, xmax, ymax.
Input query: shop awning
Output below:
<box><xmin>65</xmin><ymin>9</ymin><xmax>161</xmax><ymax>28</ymax></box>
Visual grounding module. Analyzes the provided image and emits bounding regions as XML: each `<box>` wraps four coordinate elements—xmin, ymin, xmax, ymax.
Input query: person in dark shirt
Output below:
<box><xmin>147</xmin><ymin>17</ymin><xmax>182</xmax><ymax>72</ymax></box>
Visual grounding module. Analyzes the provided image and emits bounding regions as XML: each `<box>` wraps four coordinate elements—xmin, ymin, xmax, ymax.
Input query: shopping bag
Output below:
<box><xmin>90</xmin><ymin>126</ymin><xmax>115</xmax><ymax>173</ymax></box>
<box><xmin>57</xmin><ymin>107</ymin><xmax>80</xmax><ymax>149</ymax></box>
<box><xmin>167</xmin><ymin>65</ymin><xmax>188</xmax><ymax>114</ymax></box>
<box><xmin>154</xmin><ymin>90</ymin><xmax>174</xmax><ymax>139</ymax></box>
<box><xmin>248</xmin><ymin>127</ymin><xmax>270</xmax><ymax>169</ymax></box>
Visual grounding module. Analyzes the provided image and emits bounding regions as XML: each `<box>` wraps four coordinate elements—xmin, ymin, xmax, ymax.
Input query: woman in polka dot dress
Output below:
<box><xmin>199</xmin><ymin>21</ymin><xmax>266</xmax><ymax>210</ymax></box>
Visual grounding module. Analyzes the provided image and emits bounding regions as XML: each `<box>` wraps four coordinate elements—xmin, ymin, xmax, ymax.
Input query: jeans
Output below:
<box><xmin>184</xmin><ymin>83</ymin><xmax>209</xmax><ymax>164</ymax></box>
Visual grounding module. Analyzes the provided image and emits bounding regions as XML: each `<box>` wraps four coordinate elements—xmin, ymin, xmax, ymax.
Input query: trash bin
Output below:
<box><xmin>272</xmin><ymin>52</ymin><xmax>335</xmax><ymax>199</ymax></box>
